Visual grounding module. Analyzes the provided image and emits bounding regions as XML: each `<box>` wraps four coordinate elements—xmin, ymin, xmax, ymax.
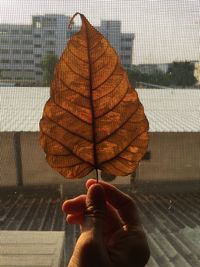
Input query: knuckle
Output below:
<box><xmin>85</xmin><ymin>205</ymin><xmax>105</xmax><ymax>220</ymax></box>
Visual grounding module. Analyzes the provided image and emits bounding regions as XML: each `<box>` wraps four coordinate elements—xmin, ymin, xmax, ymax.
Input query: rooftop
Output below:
<box><xmin>0</xmin><ymin>186</ymin><xmax>200</xmax><ymax>267</ymax></box>
<box><xmin>0</xmin><ymin>87</ymin><xmax>200</xmax><ymax>132</ymax></box>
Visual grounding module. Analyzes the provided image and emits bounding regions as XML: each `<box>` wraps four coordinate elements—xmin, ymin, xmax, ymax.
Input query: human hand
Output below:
<box><xmin>62</xmin><ymin>179</ymin><xmax>150</xmax><ymax>267</ymax></box>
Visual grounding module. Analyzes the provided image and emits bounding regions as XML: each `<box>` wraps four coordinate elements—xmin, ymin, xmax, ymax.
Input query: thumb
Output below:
<box><xmin>82</xmin><ymin>183</ymin><xmax>106</xmax><ymax>234</ymax></box>
<box><xmin>72</xmin><ymin>184</ymin><xmax>109</xmax><ymax>267</ymax></box>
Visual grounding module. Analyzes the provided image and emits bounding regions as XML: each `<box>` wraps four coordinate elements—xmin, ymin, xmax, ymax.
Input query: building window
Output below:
<box><xmin>33</xmin><ymin>17</ymin><xmax>42</xmax><ymax>29</ymax></box>
<box><xmin>35</xmin><ymin>63</ymin><xmax>41</xmax><ymax>68</ymax></box>
<box><xmin>1</xmin><ymin>70</ymin><xmax>11</xmax><ymax>77</ymax></box>
<box><xmin>22</xmin><ymin>30</ymin><xmax>32</xmax><ymax>35</ymax></box>
<box><xmin>0</xmin><ymin>59</ymin><xmax>10</xmax><ymax>63</ymax></box>
<box><xmin>45</xmin><ymin>30</ymin><xmax>55</xmax><ymax>36</ymax></box>
<box><xmin>12</xmin><ymin>39</ymin><xmax>20</xmax><ymax>44</ymax></box>
<box><xmin>11</xmin><ymin>29</ymin><xmax>20</xmax><ymax>34</ymax></box>
<box><xmin>22</xmin><ymin>40</ymin><xmax>33</xmax><ymax>45</ymax></box>
<box><xmin>121</xmin><ymin>55</ymin><xmax>130</xmax><ymax>60</ymax></box>
<box><xmin>13</xmin><ymin>60</ymin><xmax>22</xmax><ymax>64</ymax></box>
<box><xmin>43</xmin><ymin>17</ymin><xmax>57</xmax><ymax>27</ymax></box>
<box><xmin>1</xmin><ymin>39</ymin><xmax>9</xmax><ymax>44</ymax></box>
<box><xmin>23</xmin><ymin>60</ymin><xmax>34</xmax><ymax>65</ymax></box>
<box><xmin>121</xmin><ymin>46</ymin><xmax>131</xmax><ymax>51</ymax></box>
<box><xmin>36</xmin><ymin>71</ymin><xmax>43</xmax><ymax>75</ymax></box>
<box><xmin>0</xmin><ymin>29</ymin><xmax>9</xmax><ymax>35</ymax></box>
<box><xmin>46</xmin><ymin>40</ymin><xmax>55</xmax><ymax>46</ymax></box>
<box><xmin>35</xmin><ymin>54</ymin><xmax>42</xmax><ymax>58</ymax></box>
<box><xmin>34</xmin><ymin>44</ymin><xmax>42</xmax><ymax>48</ymax></box>
<box><xmin>46</xmin><ymin>50</ymin><xmax>54</xmax><ymax>54</ymax></box>
<box><xmin>122</xmin><ymin>37</ymin><xmax>132</xmax><ymax>42</ymax></box>
<box><xmin>0</xmin><ymin>49</ymin><xmax>9</xmax><ymax>54</ymax></box>
<box><xmin>35</xmin><ymin>22</ymin><xmax>42</xmax><ymax>28</ymax></box>
<box><xmin>22</xmin><ymin>49</ymin><xmax>33</xmax><ymax>54</ymax></box>
<box><xmin>24</xmin><ymin>70</ymin><xmax>34</xmax><ymax>73</ymax></box>
<box><xmin>12</xmin><ymin>49</ymin><xmax>21</xmax><ymax>54</ymax></box>
<box><xmin>34</xmin><ymin>34</ymin><xmax>41</xmax><ymax>38</ymax></box>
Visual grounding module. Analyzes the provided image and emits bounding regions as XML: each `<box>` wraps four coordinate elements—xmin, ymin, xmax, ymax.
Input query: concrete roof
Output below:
<box><xmin>0</xmin><ymin>187</ymin><xmax>200</xmax><ymax>267</ymax></box>
<box><xmin>0</xmin><ymin>231</ymin><xmax>65</xmax><ymax>267</ymax></box>
<box><xmin>0</xmin><ymin>87</ymin><xmax>200</xmax><ymax>132</ymax></box>
<box><xmin>137</xmin><ymin>89</ymin><xmax>200</xmax><ymax>132</ymax></box>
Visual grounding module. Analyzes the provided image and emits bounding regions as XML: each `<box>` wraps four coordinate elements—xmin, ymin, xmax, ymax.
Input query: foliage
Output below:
<box><xmin>127</xmin><ymin>69</ymin><xmax>171</xmax><ymax>87</ymax></box>
<box><xmin>167</xmin><ymin>61</ymin><xmax>197</xmax><ymax>87</ymax></box>
<box><xmin>40</xmin><ymin>53</ymin><xmax>59</xmax><ymax>86</ymax></box>
<box><xmin>127</xmin><ymin>61</ymin><xmax>197</xmax><ymax>88</ymax></box>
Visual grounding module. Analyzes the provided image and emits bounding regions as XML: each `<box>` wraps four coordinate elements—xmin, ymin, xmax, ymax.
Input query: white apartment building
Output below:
<box><xmin>0</xmin><ymin>14</ymin><xmax>134</xmax><ymax>85</ymax></box>
<box><xmin>99</xmin><ymin>20</ymin><xmax>134</xmax><ymax>68</ymax></box>
<box><xmin>32</xmin><ymin>14</ymin><xmax>70</xmax><ymax>84</ymax></box>
<box><xmin>0</xmin><ymin>24</ymin><xmax>34</xmax><ymax>84</ymax></box>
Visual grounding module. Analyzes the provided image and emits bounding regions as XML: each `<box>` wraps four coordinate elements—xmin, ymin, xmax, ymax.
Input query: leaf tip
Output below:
<box><xmin>68</xmin><ymin>12</ymin><xmax>84</xmax><ymax>30</ymax></box>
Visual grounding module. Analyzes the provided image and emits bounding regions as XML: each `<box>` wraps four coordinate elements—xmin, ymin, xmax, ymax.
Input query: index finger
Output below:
<box><xmin>86</xmin><ymin>179</ymin><xmax>141</xmax><ymax>226</ymax></box>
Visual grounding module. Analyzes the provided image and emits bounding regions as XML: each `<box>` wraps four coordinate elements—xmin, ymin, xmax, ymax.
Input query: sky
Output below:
<box><xmin>0</xmin><ymin>0</ymin><xmax>199</xmax><ymax>64</ymax></box>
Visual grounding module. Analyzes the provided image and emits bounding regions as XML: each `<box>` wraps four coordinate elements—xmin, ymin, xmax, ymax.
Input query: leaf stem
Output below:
<box><xmin>95</xmin><ymin>169</ymin><xmax>99</xmax><ymax>183</ymax></box>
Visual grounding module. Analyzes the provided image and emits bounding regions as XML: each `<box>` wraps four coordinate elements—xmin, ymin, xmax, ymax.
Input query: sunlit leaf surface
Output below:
<box><xmin>39</xmin><ymin>13</ymin><xmax>149</xmax><ymax>178</ymax></box>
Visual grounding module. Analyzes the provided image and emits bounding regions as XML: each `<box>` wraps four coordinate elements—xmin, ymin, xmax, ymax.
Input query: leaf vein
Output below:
<box><xmin>41</xmin><ymin>131</ymin><xmax>93</xmax><ymax>166</ymax></box>
<box><xmin>90</xmin><ymin>37</ymin><xmax>104</xmax><ymax>51</ymax></box>
<box><xmin>95</xmin><ymin>85</ymin><xmax>129</xmax><ymax>119</ymax></box>
<box><xmin>62</xmin><ymin>58</ymin><xmax>89</xmax><ymax>80</ymax></box>
<box><xmin>92</xmin><ymin>57</ymin><xmax>119</xmax><ymax>90</ymax></box>
<box><xmin>93</xmin><ymin>76</ymin><xmax>124</xmax><ymax>102</ymax></box>
<box><xmin>45</xmin><ymin>115</ymin><xmax>92</xmax><ymax>142</ymax></box>
<box><xmin>48</xmin><ymin>157</ymin><xmax>83</xmax><ymax>168</ymax></box>
<box><xmin>52</xmin><ymin>98</ymin><xmax>92</xmax><ymax>125</ymax></box>
<box><xmin>99</xmin><ymin>127</ymin><xmax>148</xmax><ymax>166</ymax></box>
<box><xmin>59</xmin><ymin>78</ymin><xmax>90</xmax><ymax>99</ymax></box>
<box><xmin>91</xmin><ymin>44</ymin><xmax>109</xmax><ymax>65</ymax></box>
<box><xmin>97</xmin><ymin>102</ymin><xmax>140</xmax><ymax>144</ymax></box>
<box><xmin>67</xmin><ymin>46</ymin><xmax>88</xmax><ymax>64</ymax></box>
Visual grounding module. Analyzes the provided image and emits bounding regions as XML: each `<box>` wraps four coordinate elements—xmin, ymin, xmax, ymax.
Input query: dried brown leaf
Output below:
<box><xmin>39</xmin><ymin>13</ymin><xmax>149</xmax><ymax>178</ymax></box>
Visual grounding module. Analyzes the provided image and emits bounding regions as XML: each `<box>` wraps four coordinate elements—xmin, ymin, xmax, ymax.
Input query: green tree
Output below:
<box><xmin>126</xmin><ymin>69</ymin><xmax>143</xmax><ymax>87</ymax></box>
<box><xmin>167</xmin><ymin>61</ymin><xmax>197</xmax><ymax>87</ymax></box>
<box><xmin>126</xmin><ymin>68</ymin><xmax>171</xmax><ymax>87</ymax></box>
<box><xmin>41</xmin><ymin>53</ymin><xmax>59</xmax><ymax>86</ymax></box>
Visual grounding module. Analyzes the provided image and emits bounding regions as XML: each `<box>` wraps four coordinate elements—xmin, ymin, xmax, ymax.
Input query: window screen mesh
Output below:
<box><xmin>0</xmin><ymin>1</ymin><xmax>200</xmax><ymax>267</ymax></box>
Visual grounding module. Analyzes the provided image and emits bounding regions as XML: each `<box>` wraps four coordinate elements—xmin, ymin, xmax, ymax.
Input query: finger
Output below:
<box><xmin>105</xmin><ymin>202</ymin><xmax>123</xmax><ymax>234</ymax></box>
<box><xmin>67</xmin><ymin>213</ymin><xmax>83</xmax><ymax>225</ymax></box>
<box><xmin>62</xmin><ymin>195</ymin><xmax>86</xmax><ymax>214</ymax></box>
<box><xmin>86</xmin><ymin>179</ymin><xmax>140</xmax><ymax>226</ymax></box>
<box><xmin>65</xmin><ymin>202</ymin><xmax>122</xmax><ymax>232</ymax></box>
<box><xmin>66</xmin><ymin>201</ymin><xmax>122</xmax><ymax>233</ymax></box>
<box><xmin>62</xmin><ymin>188</ymin><xmax>121</xmax><ymax>230</ymax></box>
<box><xmin>83</xmin><ymin>183</ymin><xmax>106</xmax><ymax>235</ymax></box>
